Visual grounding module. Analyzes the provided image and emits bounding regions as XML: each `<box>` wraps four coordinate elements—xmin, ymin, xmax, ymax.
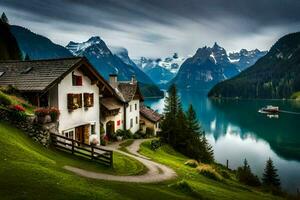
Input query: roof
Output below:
<box><xmin>140</xmin><ymin>105</ymin><xmax>161</xmax><ymax>123</ymax></box>
<box><xmin>101</xmin><ymin>97</ymin><xmax>122</xmax><ymax>111</ymax></box>
<box><xmin>115</xmin><ymin>82</ymin><xmax>144</xmax><ymax>102</ymax></box>
<box><xmin>0</xmin><ymin>57</ymin><xmax>115</xmax><ymax>95</ymax></box>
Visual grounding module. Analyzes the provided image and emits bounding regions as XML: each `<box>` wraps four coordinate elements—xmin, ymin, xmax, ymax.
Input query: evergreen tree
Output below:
<box><xmin>200</xmin><ymin>133</ymin><xmax>214</xmax><ymax>163</ymax></box>
<box><xmin>24</xmin><ymin>53</ymin><xmax>30</xmax><ymax>61</ymax></box>
<box><xmin>237</xmin><ymin>159</ymin><xmax>261</xmax><ymax>186</ymax></box>
<box><xmin>186</xmin><ymin>105</ymin><xmax>201</xmax><ymax>135</ymax></box>
<box><xmin>160</xmin><ymin>84</ymin><xmax>180</xmax><ymax>143</ymax></box>
<box><xmin>1</xmin><ymin>12</ymin><xmax>8</xmax><ymax>24</ymax></box>
<box><xmin>262</xmin><ymin>158</ymin><xmax>281</xmax><ymax>188</ymax></box>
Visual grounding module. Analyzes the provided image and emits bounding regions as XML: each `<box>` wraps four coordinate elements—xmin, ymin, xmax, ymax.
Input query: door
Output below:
<box><xmin>75</xmin><ymin>126</ymin><xmax>84</xmax><ymax>143</ymax></box>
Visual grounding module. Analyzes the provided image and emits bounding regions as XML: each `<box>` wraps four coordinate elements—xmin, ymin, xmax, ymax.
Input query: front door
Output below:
<box><xmin>75</xmin><ymin>125</ymin><xmax>90</xmax><ymax>145</ymax></box>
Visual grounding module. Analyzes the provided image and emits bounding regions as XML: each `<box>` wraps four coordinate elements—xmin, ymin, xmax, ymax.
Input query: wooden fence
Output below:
<box><xmin>50</xmin><ymin>133</ymin><xmax>113</xmax><ymax>167</ymax></box>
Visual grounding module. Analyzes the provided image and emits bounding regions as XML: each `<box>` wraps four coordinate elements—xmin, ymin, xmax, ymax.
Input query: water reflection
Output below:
<box><xmin>144</xmin><ymin>90</ymin><xmax>300</xmax><ymax>192</ymax></box>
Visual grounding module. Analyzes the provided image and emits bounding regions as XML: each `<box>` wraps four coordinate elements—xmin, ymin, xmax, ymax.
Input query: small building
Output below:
<box><xmin>0</xmin><ymin>57</ymin><xmax>115</xmax><ymax>145</ymax></box>
<box><xmin>101</xmin><ymin>74</ymin><xmax>143</xmax><ymax>136</ymax></box>
<box><xmin>140</xmin><ymin>105</ymin><xmax>162</xmax><ymax>136</ymax></box>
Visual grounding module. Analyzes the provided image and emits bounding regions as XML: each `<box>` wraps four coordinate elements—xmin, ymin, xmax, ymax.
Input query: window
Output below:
<box><xmin>136</xmin><ymin>116</ymin><xmax>138</xmax><ymax>124</ymax></box>
<box><xmin>91</xmin><ymin>124</ymin><xmax>96</xmax><ymax>135</ymax></box>
<box><xmin>130</xmin><ymin>105</ymin><xmax>132</xmax><ymax>112</ymax></box>
<box><xmin>130</xmin><ymin>118</ymin><xmax>133</xmax><ymax>128</ymax></box>
<box><xmin>72</xmin><ymin>73</ymin><xmax>83</xmax><ymax>86</ymax></box>
<box><xmin>84</xmin><ymin>93</ymin><xmax>94</xmax><ymax>107</ymax></box>
<box><xmin>67</xmin><ymin>93</ymin><xmax>82</xmax><ymax>110</ymax></box>
<box><xmin>63</xmin><ymin>130</ymin><xmax>74</xmax><ymax>139</ymax></box>
<box><xmin>135</xmin><ymin>103</ymin><xmax>137</xmax><ymax>110</ymax></box>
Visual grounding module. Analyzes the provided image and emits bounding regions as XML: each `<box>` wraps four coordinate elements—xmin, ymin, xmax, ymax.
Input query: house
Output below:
<box><xmin>0</xmin><ymin>57</ymin><xmax>115</xmax><ymax>145</ymax></box>
<box><xmin>140</xmin><ymin>105</ymin><xmax>162</xmax><ymax>136</ymax></box>
<box><xmin>100</xmin><ymin>74</ymin><xmax>143</xmax><ymax>137</ymax></box>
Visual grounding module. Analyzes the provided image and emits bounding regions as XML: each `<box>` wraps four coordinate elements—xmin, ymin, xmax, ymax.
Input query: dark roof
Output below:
<box><xmin>101</xmin><ymin>97</ymin><xmax>122</xmax><ymax>111</ymax></box>
<box><xmin>0</xmin><ymin>57</ymin><xmax>82</xmax><ymax>92</ymax></box>
<box><xmin>0</xmin><ymin>57</ymin><xmax>117</xmax><ymax>97</ymax></box>
<box><xmin>115</xmin><ymin>82</ymin><xmax>143</xmax><ymax>102</ymax></box>
<box><xmin>140</xmin><ymin>105</ymin><xmax>161</xmax><ymax>123</ymax></box>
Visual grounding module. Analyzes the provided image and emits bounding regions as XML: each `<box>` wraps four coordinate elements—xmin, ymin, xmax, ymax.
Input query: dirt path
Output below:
<box><xmin>64</xmin><ymin>139</ymin><xmax>177</xmax><ymax>183</ymax></box>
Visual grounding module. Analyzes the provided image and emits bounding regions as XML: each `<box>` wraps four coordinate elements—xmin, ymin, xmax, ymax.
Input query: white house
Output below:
<box><xmin>0</xmin><ymin>57</ymin><xmax>115</xmax><ymax>145</ymax></box>
<box><xmin>100</xmin><ymin>74</ymin><xmax>143</xmax><ymax>136</ymax></box>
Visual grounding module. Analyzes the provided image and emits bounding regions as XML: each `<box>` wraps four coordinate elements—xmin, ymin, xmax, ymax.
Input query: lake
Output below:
<box><xmin>144</xmin><ymin>90</ymin><xmax>300</xmax><ymax>193</ymax></box>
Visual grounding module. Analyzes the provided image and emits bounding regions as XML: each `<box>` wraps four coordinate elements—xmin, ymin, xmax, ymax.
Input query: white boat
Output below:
<box><xmin>259</xmin><ymin>105</ymin><xmax>279</xmax><ymax>113</ymax></box>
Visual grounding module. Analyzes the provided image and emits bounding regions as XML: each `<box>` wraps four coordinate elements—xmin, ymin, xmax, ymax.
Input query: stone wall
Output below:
<box><xmin>0</xmin><ymin>109</ymin><xmax>59</xmax><ymax>147</ymax></box>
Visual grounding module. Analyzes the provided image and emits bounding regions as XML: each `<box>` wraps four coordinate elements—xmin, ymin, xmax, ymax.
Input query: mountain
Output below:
<box><xmin>10</xmin><ymin>25</ymin><xmax>73</xmax><ymax>60</ymax></box>
<box><xmin>134</xmin><ymin>53</ymin><xmax>186</xmax><ymax>85</ymax></box>
<box><xmin>66</xmin><ymin>37</ymin><xmax>163</xmax><ymax>98</ymax></box>
<box><xmin>228</xmin><ymin>49</ymin><xmax>267</xmax><ymax>71</ymax></box>
<box><xmin>0</xmin><ymin>16</ymin><xmax>22</xmax><ymax>60</ymax></box>
<box><xmin>208</xmin><ymin>32</ymin><xmax>300</xmax><ymax>99</ymax></box>
<box><xmin>170</xmin><ymin>43</ymin><xmax>240</xmax><ymax>91</ymax></box>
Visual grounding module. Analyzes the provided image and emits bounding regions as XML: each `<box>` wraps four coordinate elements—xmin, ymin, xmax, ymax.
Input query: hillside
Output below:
<box><xmin>208</xmin><ymin>32</ymin><xmax>300</xmax><ymax>99</ymax></box>
<box><xmin>11</xmin><ymin>25</ymin><xmax>73</xmax><ymax>60</ymax></box>
<box><xmin>0</xmin><ymin>18</ymin><xmax>22</xmax><ymax>60</ymax></box>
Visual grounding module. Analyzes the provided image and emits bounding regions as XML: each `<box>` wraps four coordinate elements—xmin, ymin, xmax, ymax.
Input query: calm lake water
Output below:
<box><xmin>144</xmin><ymin>90</ymin><xmax>300</xmax><ymax>193</ymax></box>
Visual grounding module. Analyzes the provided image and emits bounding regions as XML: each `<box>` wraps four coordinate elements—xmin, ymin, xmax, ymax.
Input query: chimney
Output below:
<box><xmin>109</xmin><ymin>74</ymin><xmax>118</xmax><ymax>88</ymax></box>
<box><xmin>131</xmin><ymin>75</ymin><xmax>136</xmax><ymax>84</ymax></box>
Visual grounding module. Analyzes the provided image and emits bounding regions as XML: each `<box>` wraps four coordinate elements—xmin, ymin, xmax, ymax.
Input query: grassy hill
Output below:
<box><xmin>0</xmin><ymin>121</ymin><xmax>284</xmax><ymax>200</ymax></box>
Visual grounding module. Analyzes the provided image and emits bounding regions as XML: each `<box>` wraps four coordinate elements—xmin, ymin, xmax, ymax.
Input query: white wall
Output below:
<box><xmin>56</xmin><ymin>69</ymin><xmax>100</xmax><ymax>140</ymax></box>
<box><xmin>101</xmin><ymin>106</ymin><xmax>124</xmax><ymax>133</ymax></box>
<box><xmin>126</xmin><ymin>99</ymin><xmax>140</xmax><ymax>133</ymax></box>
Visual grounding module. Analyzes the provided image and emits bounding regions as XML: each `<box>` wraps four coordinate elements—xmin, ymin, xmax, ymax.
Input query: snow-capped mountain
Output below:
<box><xmin>134</xmin><ymin>53</ymin><xmax>186</xmax><ymax>85</ymax></box>
<box><xmin>228</xmin><ymin>49</ymin><xmax>267</xmax><ymax>71</ymax></box>
<box><xmin>66</xmin><ymin>37</ymin><xmax>163</xmax><ymax>98</ymax></box>
<box><xmin>170</xmin><ymin>43</ymin><xmax>238</xmax><ymax>91</ymax></box>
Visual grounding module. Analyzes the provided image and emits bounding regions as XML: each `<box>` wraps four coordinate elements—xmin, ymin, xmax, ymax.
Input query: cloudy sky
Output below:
<box><xmin>1</xmin><ymin>0</ymin><xmax>300</xmax><ymax>58</ymax></box>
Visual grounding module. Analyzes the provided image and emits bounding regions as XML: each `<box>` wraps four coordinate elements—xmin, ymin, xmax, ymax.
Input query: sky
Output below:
<box><xmin>1</xmin><ymin>0</ymin><xmax>300</xmax><ymax>59</ymax></box>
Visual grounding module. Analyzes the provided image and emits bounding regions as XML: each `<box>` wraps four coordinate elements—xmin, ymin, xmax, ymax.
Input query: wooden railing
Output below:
<box><xmin>50</xmin><ymin>133</ymin><xmax>113</xmax><ymax>167</ymax></box>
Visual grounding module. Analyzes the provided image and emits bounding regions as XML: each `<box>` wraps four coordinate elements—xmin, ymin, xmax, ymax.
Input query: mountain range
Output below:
<box><xmin>169</xmin><ymin>43</ymin><xmax>266</xmax><ymax>91</ymax></box>
<box><xmin>66</xmin><ymin>37</ymin><xmax>163</xmax><ymax>97</ymax></box>
<box><xmin>134</xmin><ymin>53</ymin><xmax>186</xmax><ymax>85</ymax></box>
<box><xmin>208</xmin><ymin>32</ymin><xmax>300</xmax><ymax>99</ymax></box>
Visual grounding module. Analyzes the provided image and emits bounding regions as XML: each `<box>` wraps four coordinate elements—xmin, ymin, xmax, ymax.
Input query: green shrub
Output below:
<box><xmin>237</xmin><ymin>159</ymin><xmax>261</xmax><ymax>187</ymax></box>
<box><xmin>150</xmin><ymin>139</ymin><xmax>161</xmax><ymax>151</ymax></box>
<box><xmin>184</xmin><ymin>159</ymin><xmax>199</xmax><ymax>168</ymax></box>
<box><xmin>197</xmin><ymin>164</ymin><xmax>223</xmax><ymax>181</ymax></box>
<box><xmin>9</xmin><ymin>104</ymin><xmax>27</xmax><ymax>121</ymax></box>
<box><xmin>49</xmin><ymin>107</ymin><xmax>60</xmax><ymax>122</ymax></box>
<box><xmin>115</xmin><ymin>129</ymin><xmax>133</xmax><ymax>139</ymax></box>
<box><xmin>220</xmin><ymin>170</ymin><xmax>231</xmax><ymax>179</ymax></box>
<box><xmin>0</xmin><ymin>91</ymin><xmax>12</xmax><ymax>106</ymax></box>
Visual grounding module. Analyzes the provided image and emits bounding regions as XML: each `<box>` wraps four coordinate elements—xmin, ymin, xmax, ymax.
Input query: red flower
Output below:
<box><xmin>11</xmin><ymin>104</ymin><xmax>25</xmax><ymax>112</ymax></box>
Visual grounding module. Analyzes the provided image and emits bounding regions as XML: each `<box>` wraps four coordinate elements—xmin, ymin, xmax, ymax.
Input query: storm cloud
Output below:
<box><xmin>0</xmin><ymin>0</ymin><xmax>300</xmax><ymax>58</ymax></box>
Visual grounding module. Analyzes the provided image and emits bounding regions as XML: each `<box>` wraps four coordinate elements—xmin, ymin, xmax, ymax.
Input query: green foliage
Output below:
<box><xmin>160</xmin><ymin>84</ymin><xmax>214</xmax><ymax>163</ymax></box>
<box><xmin>291</xmin><ymin>91</ymin><xmax>300</xmax><ymax>100</ymax></box>
<box><xmin>184</xmin><ymin>159</ymin><xmax>199</xmax><ymax>168</ymax></box>
<box><xmin>0</xmin><ymin>91</ymin><xmax>12</xmax><ymax>106</ymax></box>
<box><xmin>262</xmin><ymin>158</ymin><xmax>281</xmax><ymax>189</ymax></box>
<box><xmin>115</xmin><ymin>129</ymin><xmax>133</xmax><ymax>139</ymax></box>
<box><xmin>196</xmin><ymin>164</ymin><xmax>223</xmax><ymax>181</ymax></box>
<box><xmin>168</xmin><ymin>180</ymin><xmax>203</xmax><ymax>199</ymax></box>
<box><xmin>1</xmin><ymin>12</ymin><xmax>8</xmax><ymax>24</ymax></box>
<box><xmin>237</xmin><ymin>159</ymin><xmax>261</xmax><ymax>187</ymax></box>
<box><xmin>150</xmin><ymin>139</ymin><xmax>161</xmax><ymax>151</ymax></box>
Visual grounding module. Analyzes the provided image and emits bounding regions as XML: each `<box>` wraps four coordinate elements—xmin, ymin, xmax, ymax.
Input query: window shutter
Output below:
<box><xmin>78</xmin><ymin>93</ymin><xmax>82</xmax><ymax>108</ymax></box>
<box><xmin>84</xmin><ymin>93</ymin><xmax>88</xmax><ymax>107</ymax></box>
<box><xmin>67</xmin><ymin>93</ymin><xmax>73</xmax><ymax>110</ymax></box>
<box><xmin>90</xmin><ymin>93</ymin><xmax>94</xmax><ymax>107</ymax></box>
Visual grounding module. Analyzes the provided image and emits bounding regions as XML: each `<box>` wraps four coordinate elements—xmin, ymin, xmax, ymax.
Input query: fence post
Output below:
<box><xmin>91</xmin><ymin>146</ymin><xmax>94</xmax><ymax>160</ymax></box>
<box><xmin>71</xmin><ymin>140</ymin><xmax>74</xmax><ymax>154</ymax></box>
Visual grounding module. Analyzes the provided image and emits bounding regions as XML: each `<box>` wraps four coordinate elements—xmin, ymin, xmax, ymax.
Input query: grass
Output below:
<box><xmin>139</xmin><ymin>140</ymin><xmax>283</xmax><ymax>200</ymax></box>
<box><xmin>0</xmin><ymin>122</ymin><xmax>284</xmax><ymax>200</ymax></box>
<box><xmin>291</xmin><ymin>91</ymin><xmax>300</xmax><ymax>100</ymax></box>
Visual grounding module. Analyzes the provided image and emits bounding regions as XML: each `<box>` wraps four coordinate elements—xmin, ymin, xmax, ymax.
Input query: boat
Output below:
<box><xmin>259</xmin><ymin>105</ymin><xmax>279</xmax><ymax>113</ymax></box>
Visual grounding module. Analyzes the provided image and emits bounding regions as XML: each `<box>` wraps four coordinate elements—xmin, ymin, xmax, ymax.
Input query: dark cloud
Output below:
<box><xmin>0</xmin><ymin>0</ymin><xmax>299</xmax><ymax>58</ymax></box>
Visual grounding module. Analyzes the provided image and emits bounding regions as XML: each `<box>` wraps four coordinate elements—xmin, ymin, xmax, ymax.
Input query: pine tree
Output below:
<box><xmin>201</xmin><ymin>133</ymin><xmax>214</xmax><ymax>163</ymax></box>
<box><xmin>237</xmin><ymin>159</ymin><xmax>261</xmax><ymax>186</ymax></box>
<box><xmin>1</xmin><ymin>12</ymin><xmax>8</xmax><ymax>24</ymax></box>
<box><xmin>160</xmin><ymin>84</ymin><xmax>180</xmax><ymax>143</ymax></box>
<box><xmin>24</xmin><ymin>54</ymin><xmax>30</xmax><ymax>61</ymax></box>
<box><xmin>262</xmin><ymin>158</ymin><xmax>281</xmax><ymax>188</ymax></box>
<box><xmin>186</xmin><ymin>104</ymin><xmax>201</xmax><ymax>135</ymax></box>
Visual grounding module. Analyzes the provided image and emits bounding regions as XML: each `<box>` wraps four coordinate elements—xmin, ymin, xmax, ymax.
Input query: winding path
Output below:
<box><xmin>64</xmin><ymin>139</ymin><xmax>177</xmax><ymax>183</ymax></box>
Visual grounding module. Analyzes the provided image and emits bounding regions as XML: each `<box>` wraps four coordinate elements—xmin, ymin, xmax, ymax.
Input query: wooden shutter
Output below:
<box><xmin>90</xmin><ymin>93</ymin><xmax>94</xmax><ymax>107</ymax></box>
<box><xmin>67</xmin><ymin>93</ymin><xmax>73</xmax><ymax>110</ymax></box>
<box><xmin>78</xmin><ymin>94</ymin><xmax>82</xmax><ymax>108</ymax></box>
<box><xmin>84</xmin><ymin>93</ymin><xmax>88</xmax><ymax>107</ymax></box>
